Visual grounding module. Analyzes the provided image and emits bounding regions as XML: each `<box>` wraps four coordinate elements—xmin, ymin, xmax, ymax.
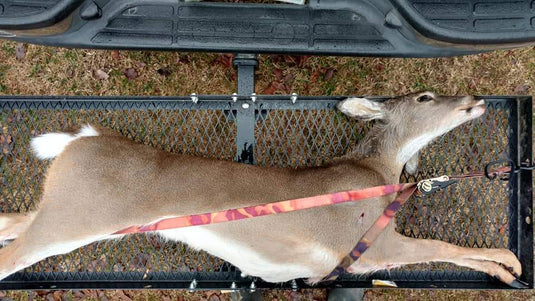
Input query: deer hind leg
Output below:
<box><xmin>351</xmin><ymin>230</ymin><xmax>524</xmax><ymax>288</ymax></box>
<box><xmin>0</xmin><ymin>213</ymin><xmax>35</xmax><ymax>242</ymax></box>
<box><xmin>0</xmin><ymin>217</ymin><xmax>109</xmax><ymax>280</ymax></box>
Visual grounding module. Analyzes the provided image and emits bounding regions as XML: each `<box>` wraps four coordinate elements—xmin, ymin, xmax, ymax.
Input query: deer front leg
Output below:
<box><xmin>351</xmin><ymin>230</ymin><xmax>525</xmax><ymax>288</ymax></box>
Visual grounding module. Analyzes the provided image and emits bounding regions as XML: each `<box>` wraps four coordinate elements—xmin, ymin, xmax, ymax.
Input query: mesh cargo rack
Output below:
<box><xmin>0</xmin><ymin>92</ymin><xmax>532</xmax><ymax>290</ymax></box>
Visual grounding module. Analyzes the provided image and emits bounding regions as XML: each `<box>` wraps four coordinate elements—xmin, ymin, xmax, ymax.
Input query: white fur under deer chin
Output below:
<box><xmin>30</xmin><ymin>124</ymin><xmax>99</xmax><ymax>160</ymax></box>
<box><xmin>158</xmin><ymin>227</ymin><xmax>334</xmax><ymax>282</ymax></box>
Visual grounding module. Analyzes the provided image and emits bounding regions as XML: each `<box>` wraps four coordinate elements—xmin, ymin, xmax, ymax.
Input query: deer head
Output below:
<box><xmin>338</xmin><ymin>91</ymin><xmax>486</xmax><ymax>174</ymax></box>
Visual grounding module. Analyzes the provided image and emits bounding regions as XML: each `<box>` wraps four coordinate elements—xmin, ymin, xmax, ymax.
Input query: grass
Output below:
<box><xmin>0</xmin><ymin>43</ymin><xmax>534</xmax><ymax>96</ymax></box>
<box><xmin>0</xmin><ymin>40</ymin><xmax>534</xmax><ymax>300</ymax></box>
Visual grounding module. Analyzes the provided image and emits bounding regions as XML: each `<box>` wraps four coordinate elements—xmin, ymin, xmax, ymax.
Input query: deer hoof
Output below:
<box><xmin>505</xmin><ymin>266</ymin><xmax>521</xmax><ymax>279</ymax></box>
<box><xmin>509</xmin><ymin>278</ymin><xmax>529</xmax><ymax>289</ymax></box>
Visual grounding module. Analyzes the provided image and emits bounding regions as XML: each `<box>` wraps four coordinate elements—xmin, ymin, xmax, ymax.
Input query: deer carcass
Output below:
<box><xmin>0</xmin><ymin>92</ymin><xmax>524</xmax><ymax>287</ymax></box>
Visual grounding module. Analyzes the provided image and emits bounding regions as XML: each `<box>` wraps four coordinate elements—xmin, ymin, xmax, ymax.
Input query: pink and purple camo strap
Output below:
<box><xmin>321</xmin><ymin>184</ymin><xmax>418</xmax><ymax>281</ymax></box>
<box><xmin>113</xmin><ymin>183</ymin><xmax>414</xmax><ymax>235</ymax></box>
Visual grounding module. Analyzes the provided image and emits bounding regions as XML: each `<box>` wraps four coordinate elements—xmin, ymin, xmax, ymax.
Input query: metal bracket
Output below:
<box><xmin>233</xmin><ymin>54</ymin><xmax>258</xmax><ymax>95</ymax></box>
<box><xmin>232</xmin><ymin>54</ymin><xmax>258</xmax><ymax>164</ymax></box>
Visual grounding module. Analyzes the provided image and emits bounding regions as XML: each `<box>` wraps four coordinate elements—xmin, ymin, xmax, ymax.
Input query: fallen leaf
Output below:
<box><xmin>289</xmin><ymin>291</ymin><xmax>300</xmax><ymax>301</ymax></box>
<box><xmin>262</xmin><ymin>83</ymin><xmax>276</xmax><ymax>95</ymax></box>
<box><xmin>208</xmin><ymin>293</ymin><xmax>220</xmax><ymax>301</ymax></box>
<box><xmin>28</xmin><ymin>291</ymin><xmax>37</xmax><ymax>301</ymax></box>
<box><xmin>113</xmin><ymin>290</ymin><xmax>131</xmax><ymax>301</ymax></box>
<box><xmin>124</xmin><ymin>68</ymin><xmax>138</xmax><ymax>79</ymax></box>
<box><xmin>98</xmin><ymin>293</ymin><xmax>108</xmax><ymax>301</ymax></box>
<box><xmin>111</xmin><ymin>50</ymin><xmax>121</xmax><ymax>60</ymax></box>
<box><xmin>178</xmin><ymin>55</ymin><xmax>190</xmax><ymax>64</ymax></box>
<box><xmin>65</xmin><ymin>67</ymin><xmax>75</xmax><ymax>78</ymax></box>
<box><xmin>272</xmin><ymin>82</ymin><xmax>287</xmax><ymax>93</ymax></box>
<box><xmin>72</xmin><ymin>290</ymin><xmax>84</xmax><ymax>299</ymax></box>
<box><xmin>60</xmin><ymin>293</ymin><xmax>71</xmax><ymax>301</ymax></box>
<box><xmin>284</xmin><ymin>56</ymin><xmax>296</xmax><ymax>66</ymax></box>
<box><xmin>45</xmin><ymin>293</ymin><xmax>54</xmax><ymax>301</ymax></box>
<box><xmin>136</xmin><ymin>62</ymin><xmax>146</xmax><ymax>69</ymax></box>
<box><xmin>150</xmin><ymin>236</ymin><xmax>163</xmax><ymax>249</ymax></box>
<box><xmin>273</xmin><ymin>68</ymin><xmax>283</xmax><ymax>79</ymax></box>
<box><xmin>53</xmin><ymin>291</ymin><xmax>62</xmax><ymax>301</ymax></box>
<box><xmin>123</xmin><ymin>290</ymin><xmax>135</xmax><ymax>299</ymax></box>
<box><xmin>214</xmin><ymin>54</ymin><xmax>233</xmax><ymax>68</ymax></box>
<box><xmin>271</xmin><ymin>55</ymin><xmax>285</xmax><ymax>64</ymax></box>
<box><xmin>132</xmin><ymin>252</ymin><xmax>149</xmax><ymax>268</ymax></box>
<box><xmin>284</xmin><ymin>72</ymin><xmax>295</xmax><ymax>83</ymax></box>
<box><xmin>93</xmin><ymin>69</ymin><xmax>109</xmax><ymax>80</ymax></box>
<box><xmin>324</xmin><ymin>68</ymin><xmax>335</xmax><ymax>81</ymax></box>
<box><xmin>15</xmin><ymin>43</ymin><xmax>25</xmax><ymax>60</ymax></box>
<box><xmin>376</xmin><ymin>64</ymin><xmax>384</xmax><ymax>71</ymax></box>
<box><xmin>421</xmin><ymin>206</ymin><xmax>428</xmax><ymax>216</ymax></box>
<box><xmin>81</xmin><ymin>290</ymin><xmax>91</xmax><ymax>296</ymax></box>
<box><xmin>296</xmin><ymin>55</ymin><xmax>310</xmax><ymax>67</ymax></box>
<box><xmin>513</xmin><ymin>84</ymin><xmax>529</xmax><ymax>94</ymax></box>
<box><xmin>157</xmin><ymin>67</ymin><xmax>173</xmax><ymax>77</ymax></box>
<box><xmin>310</xmin><ymin>71</ymin><xmax>320</xmax><ymax>83</ymax></box>
<box><xmin>35</xmin><ymin>290</ymin><xmax>49</xmax><ymax>297</ymax></box>
<box><xmin>468</xmin><ymin>79</ymin><xmax>476</xmax><ymax>90</ymax></box>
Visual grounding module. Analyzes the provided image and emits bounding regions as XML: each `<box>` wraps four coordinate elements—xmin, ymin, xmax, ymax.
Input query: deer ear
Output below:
<box><xmin>337</xmin><ymin>97</ymin><xmax>385</xmax><ymax>121</ymax></box>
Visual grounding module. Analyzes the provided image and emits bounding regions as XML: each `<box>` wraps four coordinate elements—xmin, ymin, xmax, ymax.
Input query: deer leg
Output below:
<box><xmin>0</xmin><ymin>218</ymin><xmax>109</xmax><ymax>280</ymax></box>
<box><xmin>0</xmin><ymin>213</ymin><xmax>34</xmax><ymax>242</ymax></box>
<box><xmin>454</xmin><ymin>259</ymin><xmax>527</xmax><ymax>288</ymax></box>
<box><xmin>351</xmin><ymin>230</ymin><xmax>523</xmax><ymax>287</ymax></box>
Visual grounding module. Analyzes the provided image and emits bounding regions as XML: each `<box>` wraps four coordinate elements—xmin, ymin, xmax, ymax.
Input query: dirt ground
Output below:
<box><xmin>0</xmin><ymin>40</ymin><xmax>534</xmax><ymax>300</ymax></box>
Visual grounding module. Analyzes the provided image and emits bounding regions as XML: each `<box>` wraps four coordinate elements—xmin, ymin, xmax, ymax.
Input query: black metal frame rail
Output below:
<box><xmin>0</xmin><ymin>95</ymin><xmax>532</xmax><ymax>290</ymax></box>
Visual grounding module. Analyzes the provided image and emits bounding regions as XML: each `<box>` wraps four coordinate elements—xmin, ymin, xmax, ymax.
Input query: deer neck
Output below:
<box><xmin>343</xmin><ymin>122</ymin><xmax>426</xmax><ymax>181</ymax></box>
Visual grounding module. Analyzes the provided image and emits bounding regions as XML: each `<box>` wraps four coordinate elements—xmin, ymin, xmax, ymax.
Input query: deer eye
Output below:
<box><xmin>416</xmin><ymin>94</ymin><xmax>434</xmax><ymax>102</ymax></box>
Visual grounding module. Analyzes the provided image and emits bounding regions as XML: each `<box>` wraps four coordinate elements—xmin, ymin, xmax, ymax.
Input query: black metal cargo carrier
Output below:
<box><xmin>0</xmin><ymin>93</ymin><xmax>532</xmax><ymax>290</ymax></box>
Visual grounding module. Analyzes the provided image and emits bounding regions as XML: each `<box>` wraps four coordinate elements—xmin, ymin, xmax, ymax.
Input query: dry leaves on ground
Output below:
<box><xmin>124</xmin><ymin>68</ymin><xmax>139</xmax><ymax>80</ymax></box>
<box><xmin>93</xmin><ymin>69</ymin><xmax>109</xmax><ymax>80</ymax></box>
<box><xmin>14</xmin><ymin>43</ymin><xmax>25</xmax><ymax>60</ymax></box>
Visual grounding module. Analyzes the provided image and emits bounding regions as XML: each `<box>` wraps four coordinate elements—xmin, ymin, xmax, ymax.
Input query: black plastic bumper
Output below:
<box><xmin>1</xmin><ymin>0</ymin><xmax>535</xmax><ymax>57</ymax></box>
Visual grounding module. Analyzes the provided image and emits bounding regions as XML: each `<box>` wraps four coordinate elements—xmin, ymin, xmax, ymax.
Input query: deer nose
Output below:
<box><xmin>475</xmin><ymin>99</ymin><xmax>486</xmax><ymax>106</ymax></box>
<box><xmin>460</xmin><ymin>95</ymin><xmax>475</xmax><ymax>105</ymax></box>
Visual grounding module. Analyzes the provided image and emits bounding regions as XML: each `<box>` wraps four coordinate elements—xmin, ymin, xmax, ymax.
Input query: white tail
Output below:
<box><xmin>31</xmin><ymin>124</ymin><xmax>98</xmax><ymax>160</ymax></box>
<box><xmin>0</xmin><ymin>92</ymin><xmax>525</xmax><ymax>288</ymax></box>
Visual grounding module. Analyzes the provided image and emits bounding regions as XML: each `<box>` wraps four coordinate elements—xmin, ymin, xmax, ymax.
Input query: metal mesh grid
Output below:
<box><xmin>0</xmin><ymin>97</ymin><xmax>520</xmax><ymax>288</ymax></box>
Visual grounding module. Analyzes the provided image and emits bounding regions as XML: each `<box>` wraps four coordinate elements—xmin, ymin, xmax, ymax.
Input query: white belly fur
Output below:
<box><xmin>158</xmin><ymin>227</ymin><xmax>335</xmax><ymax>283</ymax></box>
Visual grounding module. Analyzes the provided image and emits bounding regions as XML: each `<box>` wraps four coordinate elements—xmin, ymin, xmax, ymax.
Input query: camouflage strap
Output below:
<box><xmin>321</xmin><ymin>184</ymin><xmax>418</xmax><ymax>281</ymax></box>
<box><xmin>113</xmin><ymin>183</ymin><xmax>415</xmax><ymax>235</ymax></box>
